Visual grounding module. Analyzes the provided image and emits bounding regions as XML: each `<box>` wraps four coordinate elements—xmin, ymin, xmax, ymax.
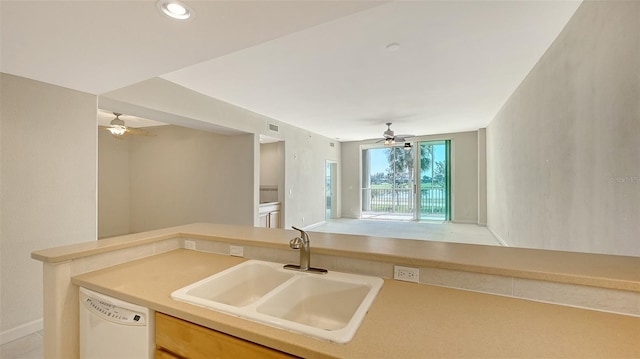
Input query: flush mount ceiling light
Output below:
<box><xmin>157</xmin><ymin>0</ymin><xmax>193</xmax><ymax>20</ymax></box>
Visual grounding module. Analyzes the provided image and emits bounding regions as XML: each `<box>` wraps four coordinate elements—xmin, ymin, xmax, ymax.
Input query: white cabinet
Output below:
<box><xmin>259</xmin><ymin>202</ymin><xmax>281</xmax><ymax>228</ymax></box>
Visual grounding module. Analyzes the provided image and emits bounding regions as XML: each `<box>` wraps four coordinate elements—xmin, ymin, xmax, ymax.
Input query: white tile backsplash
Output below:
<box><xmin>420</xmin><ymin>267</ymin><xmax>514</xmax><ymax>296</ymax></box>
<box><xmin>513</xmin><ymin>278</ymin><xmax>640</xmax><ymax>316</ymax></box>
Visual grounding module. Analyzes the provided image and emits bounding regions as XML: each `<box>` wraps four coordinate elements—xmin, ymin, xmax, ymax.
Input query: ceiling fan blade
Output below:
<box><xmin>126</xmin><ymin>127</ymin><xmax>156</xmax><ymax>137</ymax></box>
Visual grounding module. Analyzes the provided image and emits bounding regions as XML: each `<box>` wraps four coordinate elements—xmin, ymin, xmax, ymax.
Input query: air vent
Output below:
<box><xmin>268</xmin><ymin>123</ymin><xmax>279</xmax><ymax>133</ymax></box>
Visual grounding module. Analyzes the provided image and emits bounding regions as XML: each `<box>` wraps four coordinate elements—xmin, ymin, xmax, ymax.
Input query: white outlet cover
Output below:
<box><xmin>393</xmin><ymin>265</ymin><xmax>420</xmax><ymax>283</ymax></box>
<box><xmin>185</xmin><ymin>240</ymin><xmax>196</xmax><ymax>250</ymax></box>
<box><xmin>230</xmin><ymin>245</ymin><xmax>244</xmax><ymax>257</ymax></box>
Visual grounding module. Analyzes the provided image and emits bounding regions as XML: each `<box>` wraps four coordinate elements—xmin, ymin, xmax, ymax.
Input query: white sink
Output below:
<box><xmin>171</xmin><ymin>260</ymin><xmax>383</xmax><ymax>343</ymax></box>
<box><xmin>180</xmin><ymin>261</ymin><xmax>294</xmax><ymax>307</ymax></box>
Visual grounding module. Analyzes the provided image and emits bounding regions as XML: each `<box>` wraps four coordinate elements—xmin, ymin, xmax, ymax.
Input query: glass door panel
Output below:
<box><xmin>362</xmin><ymin>146</ymin><xmax>416</xmax><ymax>220</ymax></box>
<box><xmin>417</xmin><ymin>141</ymin><xmax>450</xmax><ymax>221</ymax></box>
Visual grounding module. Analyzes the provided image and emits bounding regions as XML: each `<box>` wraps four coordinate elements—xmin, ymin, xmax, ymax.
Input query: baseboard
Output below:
<box><xmin>450</xmin><ymin>219</ymin><xmax>477</xmax><ymax>224</ymax></box>
<box><xmin>487</xmin><ymin>226</ymin><xmax>509</xmax><ymax>247</ymax></box>
<box><xmin>0</xmin><ymin>318</ymin><xmax>43</xmax><ymax>345</ymax></box>
<box><xmin>301</xmin><ymin>221</ymin><xmax>326</xmax><ymax>231</ymax></box>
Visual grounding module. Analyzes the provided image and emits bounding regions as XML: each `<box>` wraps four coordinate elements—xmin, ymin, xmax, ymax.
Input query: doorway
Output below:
<box><xmin>361</xmin><ymin>146</ymin><xmax>415</xmax><ymax>220</ymax></box>
<box><xmin>325</xmin><ymin>161</ymin><xmax>338</xmax><ymax>220</ymax></box>
<box><xmin>361</xmin><ymin>140</ymin><xmax>450</xmax><ymax>221</ymax></box>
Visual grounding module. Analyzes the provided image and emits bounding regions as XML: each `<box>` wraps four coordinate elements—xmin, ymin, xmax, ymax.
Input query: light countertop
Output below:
<box><xmin>72</xmin><ymin>249</ymin><xmax>640</xmax><ymax>359</ymax></box>
<box><xmin>34</xmin><ymin>223</ymin><xmax>640</xmax><ymax>292</ymax></box>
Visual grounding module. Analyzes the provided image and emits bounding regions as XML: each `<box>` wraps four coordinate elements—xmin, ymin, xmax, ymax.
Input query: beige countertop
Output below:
<box><xmin>34</xmin><ymin>223</ymin><xmax>640</xmax><ymax>292</ymax></box>
<box><xmin>72</xmin><ymin>249</ymin><xmax>640</xmax><ymax>359</ymax></box>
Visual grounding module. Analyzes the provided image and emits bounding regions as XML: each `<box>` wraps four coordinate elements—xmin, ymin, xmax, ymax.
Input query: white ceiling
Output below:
<box><xmin>1</xmin><ymin>1</ymin><xmax>581</xmax><ymax>141</ymax></box>
<box><xmin>0</xmin><ymin>1</ymin><xmax>380</xmax><ymax>94</ymax></box>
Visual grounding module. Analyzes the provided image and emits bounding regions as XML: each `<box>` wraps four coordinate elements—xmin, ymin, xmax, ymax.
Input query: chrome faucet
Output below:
<box><xmin>284</xmin><ymin>226</ymin><xmax>328</xmax><ymax>274</ymax></box>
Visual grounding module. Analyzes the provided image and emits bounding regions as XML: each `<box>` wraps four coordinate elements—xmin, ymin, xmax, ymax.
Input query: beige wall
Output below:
<box><xmin>477</xmin><ymin>129</ymin><xmax>487</xmax><ymax>226</ymax></box>
<box><xmin>340</xmin><ymin>141</ymin><xmax>361</xmax><ymax>218</ymax></box>
<box><xmin>101</xmin><ymin>78</ymin><xmax>341</xmax><ymax>229</ymax></box>
<box><xmin>130</xmin><ymin>127</ymin><xmax>255</xmax><ymax>231</ymax></box>
<box><xmin>260</xmin><ymin>142</ymin><xmax>281</xmax><ymax>187</ymax></box>
<box><xmin>0</xmin><ymin>73</ymin><xmax>97</xmax><ymax>342</ymax></box>
<box><xmin>260</xmin><ymin>142</ymin><xmax>284</xmax><ymax>203</ymax></box>
<box><xmin>98</xmin><ymin>125</ymin><xmax>255</xmax><ymax>237</ymax></box>
<box><xmin>486</xmin><ymin>1</ymin><xmax>640</xmax><ymax>256</ymax></box>
<box><xmin>98</xmin><ymin>130</ymin><xmax>130</xmax><ymax>238</ymax></box>
<box><xmin>341</xmin><ymin>131</ymin><xmax>480</xmax><ymax>223</ymax></box>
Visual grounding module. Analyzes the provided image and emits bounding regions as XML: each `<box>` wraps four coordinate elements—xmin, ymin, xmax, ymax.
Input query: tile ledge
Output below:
<box><xmin>31</xmin><ymin>223</ymin><xmax>640</xmax><ymax>293</ymax></box>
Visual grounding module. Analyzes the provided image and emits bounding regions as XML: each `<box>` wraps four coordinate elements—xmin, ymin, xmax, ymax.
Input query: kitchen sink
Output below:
<box><xmin>171</xmin><ymin>260</ymin><xmax>383</xmax><ymax>343</ymax></box>
<box><xmin>177</xmin><ymin>261</ymin><xmax>294</xmax><ymax>307</ymax></box>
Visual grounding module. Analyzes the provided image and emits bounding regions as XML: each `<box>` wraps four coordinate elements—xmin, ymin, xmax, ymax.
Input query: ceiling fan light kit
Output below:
<box><xmin>107</xmin><ymin>125</ymin><xmax>127</xmax><ymax>136</ymax></box>
<box><xmin>380</xmin><ymin>122</ymin><xmax>414</xmax><ymax>147</ymax></box>
<box><xmin>102</xmin><ymin>112</ymin><xmax>154</xmax><ymax>138</ymax></box>
<box><xmin>107</xmin><ymin>113</ymin><xmax>127</xmax><ymax>136</ymax></box>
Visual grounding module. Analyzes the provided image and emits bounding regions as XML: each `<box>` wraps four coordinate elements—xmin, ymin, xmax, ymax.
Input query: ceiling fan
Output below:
<box><xmin>378</xmin><ymin>122</ymin><xmax>414</xmax><ymax>146</ymax></box>
<box><xmin>100</xmin><ymin>113</ymin><xmax>155</xmax><ymax>138</ymax></box>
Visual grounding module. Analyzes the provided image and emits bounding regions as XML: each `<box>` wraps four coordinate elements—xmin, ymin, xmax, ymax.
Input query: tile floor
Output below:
<box><xmin>310</xmin><ymin>218</ymin><xmax>501</xmax><ymax>246</ymax></box>
<box><xmin>0</xmin><ymin>331</ymin><xmax>43</xmax><ymax>359</ymax></box>
<box><xmin>0</xmin><ymin>219</ymin><xmax>499</xmax><ymax>357</ymax></box>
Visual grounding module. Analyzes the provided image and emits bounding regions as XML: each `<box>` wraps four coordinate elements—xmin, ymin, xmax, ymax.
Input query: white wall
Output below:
<box><xmin>0</xmin><ymin>73</ymin><xmax>97</xmax><ymax>342</ymax></box>
<box><xmin>98</xmin><ymin>130</ymin><xmax>130</xmax><ymax>238</ymax></box>
<box><xmin>341</xmin><ymin>131</ymin><xmax>480</xmax><ymax>223</ymax></box>
<box><xmin>101</xmin><ymin>78</ymin><xmax>341</xmax><ymax>229</ymax></box>
<box><xmin>486</xmin><ymin>1</ymin><xmax>640</xmax><ymax>256</ymax></box>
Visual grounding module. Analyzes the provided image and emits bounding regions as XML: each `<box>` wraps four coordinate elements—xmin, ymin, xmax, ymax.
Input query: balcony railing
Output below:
<box><xmin>362</xmin><ymin>187</ymin><xmax>446</xmax><ymax>215</ymax></box>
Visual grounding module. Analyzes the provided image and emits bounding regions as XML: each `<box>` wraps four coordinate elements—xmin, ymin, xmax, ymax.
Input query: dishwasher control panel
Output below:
<box><xmin>82</xmin><ymin>293</ymin><xmax>147</xmax><ymax>326</ymax></box>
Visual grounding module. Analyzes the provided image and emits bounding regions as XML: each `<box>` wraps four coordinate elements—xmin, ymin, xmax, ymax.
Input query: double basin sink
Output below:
<box><xmin>171</xmin><ymin>260</ymin><xmax>384</xmax><ymax>343</ymax></box>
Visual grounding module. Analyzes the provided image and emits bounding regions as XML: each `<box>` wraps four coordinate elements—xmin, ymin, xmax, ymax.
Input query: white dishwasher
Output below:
<box><xmin>79</xmin><ymin>287</ymin><xmax>154</xmax><ymax>359</ymax></box>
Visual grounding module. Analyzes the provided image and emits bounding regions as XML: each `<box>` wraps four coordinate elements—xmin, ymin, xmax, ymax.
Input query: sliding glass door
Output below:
<box><xmin>362</xmin><ymin>147</ymin><xmax>415</xmax><ymax>220</ymax></box>
<box><xmin>416</xmin><ymin>141</ymin><xmax>450</xmax><ymax>221</ymax></box>
<box><xmin>362</xmin><ymin>140</ymin><xmax>450</xmax><ymax>221</ymax></box>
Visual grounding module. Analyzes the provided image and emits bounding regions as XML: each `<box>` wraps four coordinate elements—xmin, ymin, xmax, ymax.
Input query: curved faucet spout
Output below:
<box><xmin>285</xmin><ymin>226</ymin><xmax>327</xmax><ymax>274</ymax></box>
<box><xmin>291</xmin><ymin>226</ymin><xmax>309</xmax><ymax>243</ymax></box>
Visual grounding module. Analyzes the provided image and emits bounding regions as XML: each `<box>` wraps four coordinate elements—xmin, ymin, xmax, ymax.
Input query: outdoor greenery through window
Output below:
<box><xmin>362</xmin><ymin>140</ymin><xmax>450</xmax><ymax>221</ymax></box>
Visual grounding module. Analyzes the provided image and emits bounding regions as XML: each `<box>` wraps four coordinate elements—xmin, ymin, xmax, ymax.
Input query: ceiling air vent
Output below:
<box><xmin>268</xmin><ymin>123</ymin><xmax>279</xmax><ymax>133</ymax></box>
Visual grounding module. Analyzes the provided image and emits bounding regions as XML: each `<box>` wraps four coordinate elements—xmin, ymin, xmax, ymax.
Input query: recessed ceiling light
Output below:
<box><xmin>157</xmin><ymin>0</ymin><xmax>193</xmax><ymax>20</ymax></box>
<box><xmin>386</xmin><ymin>42</ymin><xmax>400</xmax><ymax>52</ymax></box>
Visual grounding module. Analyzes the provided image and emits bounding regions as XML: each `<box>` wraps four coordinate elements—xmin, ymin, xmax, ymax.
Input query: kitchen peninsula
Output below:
<box><xmin>32</xmin><ymin>223</ymin><xmax>640</xmax><ymax>358</ymax></box>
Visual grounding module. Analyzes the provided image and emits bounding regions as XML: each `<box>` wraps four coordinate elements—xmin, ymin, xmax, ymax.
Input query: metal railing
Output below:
<box><xmin>362</xmin><ymin>187</ymin><xmax>446</xmax><ymax>215</ymax></box>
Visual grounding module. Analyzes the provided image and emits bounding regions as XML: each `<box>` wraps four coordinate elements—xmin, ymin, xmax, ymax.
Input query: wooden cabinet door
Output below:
<box><xmin>155</xmin><ymin>312</ymin><xmax>296</xmax><ymax>359</ymax></box>
<box><xmin>155</xmin><ymin>348</ymin><xmax>180</xmax><ymax>359</ymax></box>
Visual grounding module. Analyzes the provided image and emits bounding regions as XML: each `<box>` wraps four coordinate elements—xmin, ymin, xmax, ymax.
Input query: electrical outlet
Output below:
<box><xmin>230</xmin><ymin>245</ymin><xmax>244</xmax><ymax>257</ymax></box>
<box><xmin>394</xmin><ymin>265</ymin><xmax>419</xmax><ymax>283</ymax></box>
<box><xmin>184</xmin><ymin>240</ymin><xmax>196</xmax><ymax>251</ymax></box>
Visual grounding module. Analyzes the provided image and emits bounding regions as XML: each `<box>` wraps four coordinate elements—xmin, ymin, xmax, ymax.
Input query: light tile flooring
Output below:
<box><xmin>0</xmin><ymin>219</ymin><xmax>499</xmax><ymax>357</ymax></box>
<box><xmin>1</xmin><ymin>331</ymin><xmax>43</xmax><ymax>359</ymax></box>
<box><xmin>311</xmin><ymin>218</ymin><xmax>501</xmax><ymax>246</ymax></box>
